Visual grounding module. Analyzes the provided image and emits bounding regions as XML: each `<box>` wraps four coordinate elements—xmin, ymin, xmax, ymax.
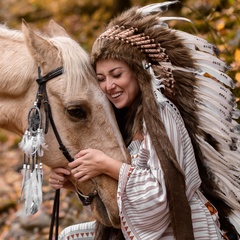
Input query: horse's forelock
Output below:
<box><xmin>49</xmin><ymin>37</ymin><xmax>97</xmax><ymax>95</ymax></box>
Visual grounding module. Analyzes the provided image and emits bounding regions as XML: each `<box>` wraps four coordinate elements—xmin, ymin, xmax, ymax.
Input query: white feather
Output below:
<box><xmin>19</xmin><ymin>130</ymin><xmax>29</xmax><ymax>150</ymax></box>
<box><xmin>18</xmin><ymin>164</ymin><xmax>27</xmax><ymax>203</ymax></box>
<box><xmin>229</xmin><ymin>210</ymin><xmax>240</xmax><ymax>234</ymax></box>
<box><xmin>137</xmin><ymin>1</ymin><xmax>179</xmax><ymax>15</ymax></box>
<box><xmin>30</xmin><ymin>168</ymin><xmax>42</xmax><ymax>214</ymax></box>
<box><xmin>175</xmin><ymin>30</ymin><xmax>218</xmax><ymax>55</ymax></box>
<box><xmin>158</xmin><ymin>16</ymin><xmax>192</xmax><ymax>23</ymax></box>
<box><xmin>197</xmin><ymin>104</ymin><xmax>240</xmax><ymax>150</ymax></box>
<box><xmin>195</xmin><ymin>63</ymin><xmax>235</xmax><ymax>89</ymax></box>
<box><xmin>36</xmin><ymin>128</ymin><xmax>47</xmax><ymax>157</ymax></box>
<box><xmin>24</xmin><ymin>176</ymin><xmax>32</xmax><ymax>215</ymax></box>
<box><xmin>196</xmin><ymin>88</ymin><xmax>233</xmax><ymax>116</ymax></box>
<box><xmin>192</xmin><ymin>51</ymin><xmax>230</xmax><ymax>72</ymax></box>
<box><xmin>196</xmin><ymin>136</ymin><xmax>240</xmax><ymax>211</ymax></box>
<box><xmin>196</xmin><ymin>90</ymin><xmax>233</xmax><ymax>118</ymax></box>
<box><xmin>195</xmin><ymin>75</ymin><xmax>235</xmax><ymax>105</ymax></box>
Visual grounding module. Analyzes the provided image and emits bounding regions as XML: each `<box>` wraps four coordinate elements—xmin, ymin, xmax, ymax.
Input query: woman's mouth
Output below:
<box><xmin>111</xmin><ymin>92</ymin><xmax>122</xmax><ymax>98</ymax></box>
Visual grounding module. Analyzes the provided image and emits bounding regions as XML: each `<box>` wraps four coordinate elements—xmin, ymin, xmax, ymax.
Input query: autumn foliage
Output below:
<box><xmin>0</xmin><ymin>0</ymin><xmax>239</xmax><ymax>238</ymax></box>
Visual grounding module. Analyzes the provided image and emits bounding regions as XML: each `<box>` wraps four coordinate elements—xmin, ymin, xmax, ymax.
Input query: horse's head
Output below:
<box><xmin>21</xmin><ymin>20</ymin><xmax>130</xmax><ymax>228</ymax></box>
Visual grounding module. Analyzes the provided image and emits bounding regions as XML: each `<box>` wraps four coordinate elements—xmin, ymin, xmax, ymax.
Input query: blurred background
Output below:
<box><xmin>0</xmin><ymin>0</ymin><xmax>239</xmax><ymax>239</ymax></box>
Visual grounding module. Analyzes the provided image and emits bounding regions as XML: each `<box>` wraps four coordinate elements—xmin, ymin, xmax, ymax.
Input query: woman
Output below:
<box><xmin>49</xmin><ymin>2</ymin><xmax>240</xmax><ymax>240</ymax></box>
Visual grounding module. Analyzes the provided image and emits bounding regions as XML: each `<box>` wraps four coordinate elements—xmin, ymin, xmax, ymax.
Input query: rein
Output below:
<box><xmin>35</xmin><ymin>66</ymin><xmax>97</xmax><ymax>239</ymax></box>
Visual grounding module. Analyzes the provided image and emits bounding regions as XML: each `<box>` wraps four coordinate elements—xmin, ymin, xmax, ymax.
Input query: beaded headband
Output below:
<box><xmin>97</xmin><ymin>25</ymin><xmax>175</xmax><ymax>93</ymax></box>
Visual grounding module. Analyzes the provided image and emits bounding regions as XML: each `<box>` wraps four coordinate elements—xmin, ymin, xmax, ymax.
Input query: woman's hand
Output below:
<box><xmin>69</xmin><ymin>149</ymin><xmax>122</xmax><ymax>182</ymax></box>
<box><xmin>49</xmin><ymin>167</ymin><xmax>74</xmax><ymax>191</ymax></box>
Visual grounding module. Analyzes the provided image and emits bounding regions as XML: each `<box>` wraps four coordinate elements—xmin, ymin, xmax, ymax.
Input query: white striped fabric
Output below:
<box><xmin>58</xmin><ymin>221</ymin><xmax>95</xmax><ymax>240</ymax></box>
<box><xmin>117</xmin><ymin>98</ymin><xmax>223</xmax><ymax>239</ymax></box>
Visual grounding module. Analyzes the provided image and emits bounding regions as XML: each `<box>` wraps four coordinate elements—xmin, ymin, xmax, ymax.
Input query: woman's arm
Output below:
<box><xmin>68</xmin><ymin>149</ymin><xmax>124</xmax><ymax>181</ymax></box>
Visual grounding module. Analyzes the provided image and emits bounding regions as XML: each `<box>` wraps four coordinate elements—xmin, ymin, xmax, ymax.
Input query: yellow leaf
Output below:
<box><xmin>235</xmin><ymin>49</ymin><xmax>240</xmax><ymax>64</ymax></box>
<box><xmin>235</xmin><ymin>72</ymin><xmax>240</xmax><ymax>82</ymax></box>
<box><xmin>215</xmin><ymin>19</ymin><xmax>225</xmax><ymax>31</ymax></box>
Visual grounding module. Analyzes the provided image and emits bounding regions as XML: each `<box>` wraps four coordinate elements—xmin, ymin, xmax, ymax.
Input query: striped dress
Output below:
<box><xmin>117</xmin><ymin>98</ymin><xmax>223</xmax><ymax>239</ymax></box>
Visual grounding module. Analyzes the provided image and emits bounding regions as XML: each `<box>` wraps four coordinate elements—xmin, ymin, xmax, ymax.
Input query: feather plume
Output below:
<box><xmin>23</xmin><ymin>167</ymin><xmax>42</xmax><ymax>215</ymax></box>
<box><xmin>196</xmin><ymin>91</ymin><xmax>233</xmax><ymax>118</ymax></box>
<box><xmin>195</xmin><ymin>75</ymin><xmax>235</xmax><ymax>105</ymax></box>
<box><xmin>36</xmin><ymin>128</ymin><xmax>48</xmax><ymax>157</ymax></box>
<box><xmin>137</xmin><ymin>1</ymin><xmax>179</xmax><ymax>15</ymax></box>
<box><xmin>192</xmin><ymin>51</ymin><xmax>230</xmax><ymax>72</ymax></box>
<box><xmin>195</xmin><ymin>63</ymin><xmax>235</xmax><ymax>89</ymax></box>
<box><xmin>18</xmin><ymin>163</ymin><xmax>27</xmax><ymax>203</ymax></box>
<box><xmin>229</xmin><ymin>210</ymin><xmax>240</xmax><ymax>233</ymax></box>
<box><xmin>158</xmin><ymin>16</ymin><xmax>192</xmax><ymax>23</ymax></box>
<box><xmin>18</xmin><ymin>130</ymin><xmax>29</xmax><ymax>150</ymax></box>
<box><xmin>175</xmin><ymin>30</ymin><xmax>219</xmax><ymax>55</ymax></box>
<box><xmin>196</xmin><ymin>136</ymin><xmax>240</xmax><ymax>210</ymax></box>
<box><xmin>24</xmin><ymin>175</ymin><xmax>32</xmax><ymax>215</ymax></box>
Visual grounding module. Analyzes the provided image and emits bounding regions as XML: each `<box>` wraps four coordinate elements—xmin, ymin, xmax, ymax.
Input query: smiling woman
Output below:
<box><xmin>96</xmin><ymin>59</ymin><xmax>141</xmax><ymax>109</ymax></box>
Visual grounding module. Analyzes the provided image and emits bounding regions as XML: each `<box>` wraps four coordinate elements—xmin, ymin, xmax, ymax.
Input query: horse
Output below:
<box><xmin>0</xmin><ymin>19</ymin><xmax>130</xmax><ymax>232</ymax></box>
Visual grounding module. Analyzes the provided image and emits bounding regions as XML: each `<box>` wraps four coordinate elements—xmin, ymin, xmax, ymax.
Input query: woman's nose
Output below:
<box><xmin>106</xmin><ymin>78</ymin><xmax>115</xmax><ymax>91</ymax></box>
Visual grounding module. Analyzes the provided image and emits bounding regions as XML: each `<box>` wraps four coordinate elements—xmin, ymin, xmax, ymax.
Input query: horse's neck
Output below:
<box><xmin>0</xmin><ymin>37</ymin><xmax>38</xmax><ymax>135</ymax></box>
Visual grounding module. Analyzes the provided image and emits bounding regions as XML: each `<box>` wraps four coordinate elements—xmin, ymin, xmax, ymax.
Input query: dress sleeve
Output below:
<box><xmin>117</xmin><ymin>101</ymin><xmax>201</xmax><ymax>239</ymax></box>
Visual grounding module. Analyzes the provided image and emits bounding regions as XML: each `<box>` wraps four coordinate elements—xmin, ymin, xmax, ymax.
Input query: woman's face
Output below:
<box><xmin>96</xmin><ymin>59</ymin><xmax>140</xmax><ymax>109</ymax></box>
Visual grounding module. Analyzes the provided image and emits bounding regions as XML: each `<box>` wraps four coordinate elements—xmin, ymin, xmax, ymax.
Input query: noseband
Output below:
<box><xmin>35</xmin><ymin>66</ymin><xmax>97</xmax><ymax>239</ymax></box>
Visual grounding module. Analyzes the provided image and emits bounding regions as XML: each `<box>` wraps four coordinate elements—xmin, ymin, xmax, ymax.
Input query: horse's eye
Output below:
<box><xmin>67</xmin><ymin>107</ymin><xmax>87</xmax><ymax>119</ymax></box>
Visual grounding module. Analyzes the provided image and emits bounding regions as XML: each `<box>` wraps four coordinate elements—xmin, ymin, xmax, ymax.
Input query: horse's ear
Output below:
<box><xmin>47</xmin><ymin>20</ymin><xmax>69</xmax><ymax>37</ymax></box>
<box><xmin>21</xmin><ymin>19</ymin><xmax>59</xmax><ymax>67</ymax></box>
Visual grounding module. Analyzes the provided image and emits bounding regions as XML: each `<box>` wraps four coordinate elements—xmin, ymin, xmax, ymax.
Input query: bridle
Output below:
<box><xmin>35</xmin><ymin>66</ymin><xmax>97</xmax><ymax>239</ymax></box>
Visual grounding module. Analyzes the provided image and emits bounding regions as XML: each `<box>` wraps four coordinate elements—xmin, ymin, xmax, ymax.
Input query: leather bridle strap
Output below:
<box><xmin>49</xmin><ymin>187</ymin><xmax>60</xmax><ymax>240</ymax></box>
<box><xmin>36</xmin><ymin>66</ymin><xmax>67</xmax><ymax>240</ymax></box>
<box><xmin>36</xmin><ymin>66</ymin><xmax>74</xmax><ymax>163</ymax></box>
<box><xmin>36</xmin><ymin>66</ymin><xmax>97</xmax><ymax>240</ymax></box>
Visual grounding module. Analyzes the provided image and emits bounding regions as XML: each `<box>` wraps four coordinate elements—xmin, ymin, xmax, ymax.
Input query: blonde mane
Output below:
<box><xmin>0</xmin><ymin>24</ymin><xmax>23</xmax><ymax>41</ymax></box>
<box><xmin>49</xmin><ymin>37</ymin><xmax>96</xmax><ymax>95</ymax></box>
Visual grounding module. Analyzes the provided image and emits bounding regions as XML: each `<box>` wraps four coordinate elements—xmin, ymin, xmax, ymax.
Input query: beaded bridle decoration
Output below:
<box><xmin>98</xmin><ymin>25</ymin><xmax>175</xmax><ymax>94</ymax></box>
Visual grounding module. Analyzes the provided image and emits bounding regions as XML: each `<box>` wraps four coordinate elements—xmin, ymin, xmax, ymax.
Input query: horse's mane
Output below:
<box><xmin>0</xmin><ymin>24</ymin><xmax>23</xmax><ymax>42</ymax></box>
<box><xmin>49</xmin><ymin>37</ymin><xmax>97</xmax><ymax>96</ymax></box>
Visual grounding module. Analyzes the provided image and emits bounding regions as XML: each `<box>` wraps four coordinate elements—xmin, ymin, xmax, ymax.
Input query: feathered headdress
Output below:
<box><xmin>91</xmin><ymin>0</ymin><xmax>240</xmax><ymax>238</ymax></box>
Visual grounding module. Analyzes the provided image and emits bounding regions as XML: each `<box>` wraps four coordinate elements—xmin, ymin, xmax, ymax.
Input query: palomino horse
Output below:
<box><xmin>0</xmin><ymin>20</ymin><xmax>130</xmax><ymax>230</ymax></box>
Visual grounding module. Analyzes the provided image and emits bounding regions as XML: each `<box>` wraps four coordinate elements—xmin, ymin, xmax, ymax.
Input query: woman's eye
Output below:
<box><xmin>97</xmin><ymin>78</ymin><xmax>105</xmax><ymax>82</ymax></box>
<box><xmin>113</xmin><ymin>73</ymin><xmax>121</xmax><ymax>78</ymax></box>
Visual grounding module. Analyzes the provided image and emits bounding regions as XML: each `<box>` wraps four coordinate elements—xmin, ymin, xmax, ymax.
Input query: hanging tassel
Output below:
<box><xmin>18</xmin><ymin>163</ymin><xmax>27</xmax><ymax>203</ymax></box>
<box><xmin>36</xmin><ymin>128</ymin><xmax>47</xmax><ymax>157</ymax></box>
<box><xmin>24</xmin><ymin>170</ymin><xmax>33</xmax><ymax>215</ymax></box>
<box><xmin>21</xmin><ymin>154</ymin><xmax>43</xmax><ymax>215</ymax></box>
<box><xmin>36</xmin><ymin>163</ymin><xmax>43</xmax><ymax>203</ymax></box>
<box><xmin>18</xmin><ymin>101</ymin><xmax>47</xmax><ymax>215</ymax></box>
<box><xmin>30</xmin><ymin>166</ymin><xmax>42</xmax><ymax>215</ymax></box>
